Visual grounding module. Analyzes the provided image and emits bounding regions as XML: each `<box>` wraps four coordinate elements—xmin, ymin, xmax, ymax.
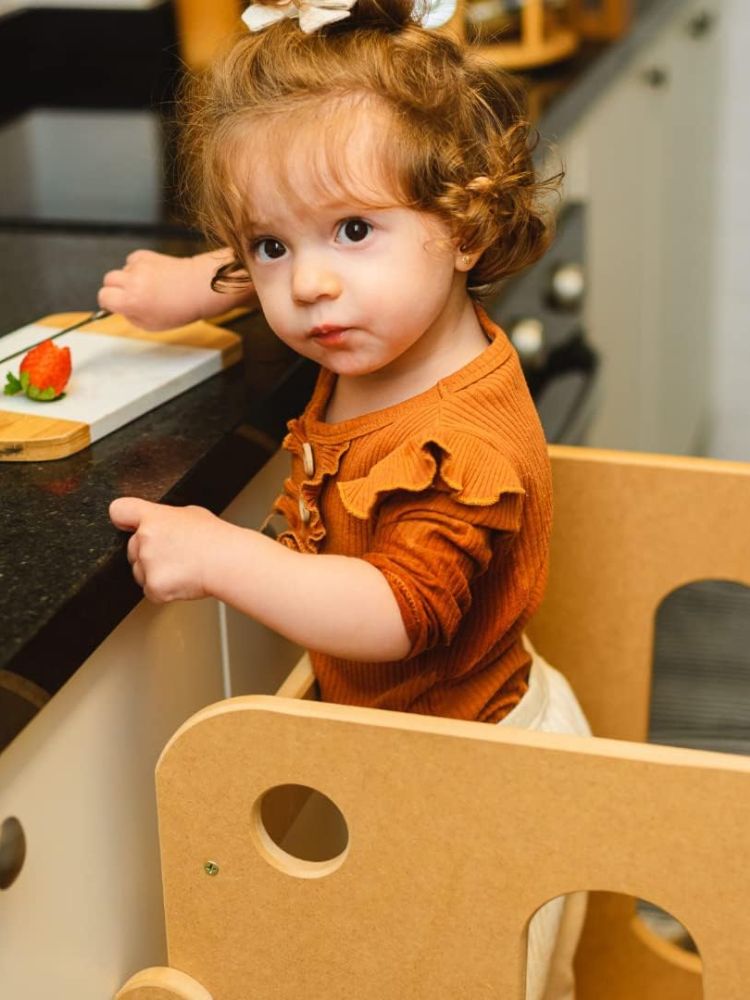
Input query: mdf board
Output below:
<box><xmin>118</xmin><ymin>694</ymin><xmax>750</xmax><ymax>999</ymax></box>
<box><xmin>530</xmin><ymin>445</ymin><xmax>750</xmax><ymax>744</ymax></box>
<box><xmin>115</xmin><ymin>445</ymin><xmax>750</xmax><ymax>1000</ymax></box>
<box><xmin>0</xmin><ymin>312</ymin><xmax>242</xmax><ymax>461</ymax></box>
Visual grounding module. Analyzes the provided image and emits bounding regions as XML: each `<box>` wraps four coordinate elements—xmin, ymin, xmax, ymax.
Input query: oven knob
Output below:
<box><xmin>509</xmin><ymin>317</ymin><xmax>545</xmax><ymax>366</ymax></box>
<box><xmin>548</xmin><ymin>262</ymin><xmax>585</xmax><ymax>310</ymax></box>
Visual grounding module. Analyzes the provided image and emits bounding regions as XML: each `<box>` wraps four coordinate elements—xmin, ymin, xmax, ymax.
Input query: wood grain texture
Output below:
<box><xmin>0</xmin><ymin>408</ymin><xmax>90</xmax><ymax>462</ymax></box>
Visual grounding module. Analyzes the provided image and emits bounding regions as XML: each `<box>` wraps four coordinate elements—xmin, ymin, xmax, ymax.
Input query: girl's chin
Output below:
<box><xmin>318</xmin><ymin>355</ymin><xmax>384</xmax><ymax>378</ymax></box>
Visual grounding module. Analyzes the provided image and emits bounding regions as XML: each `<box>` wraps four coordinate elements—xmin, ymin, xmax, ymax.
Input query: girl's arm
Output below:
<box><xmin>98</xmin><ymin>247</ymin><xmax>258</xmax><ymax>331</ymax></box>
<box><xmin>109</xmin><ymin>498</ymin><xmax>411</xmax><ymax>662</ymax></box>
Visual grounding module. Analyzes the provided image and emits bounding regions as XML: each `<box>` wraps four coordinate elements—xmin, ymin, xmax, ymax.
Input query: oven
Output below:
<box><xmin>485</xmin><ymin>201</ymin><xmax>598</xmax><ymax>445</ymax></box>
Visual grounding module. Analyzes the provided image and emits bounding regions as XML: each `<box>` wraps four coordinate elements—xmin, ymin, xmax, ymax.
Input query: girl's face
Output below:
<box><xmin>236</xmin><ymin>114</ymin><xmax>475</xmax><ymax>388</ymax></box>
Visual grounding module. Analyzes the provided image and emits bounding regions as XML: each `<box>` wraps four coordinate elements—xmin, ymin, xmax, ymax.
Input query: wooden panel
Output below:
<box><xmin>115</xmin><ymin>446</ymin><xmax>750</xmax><ymax>999</ymax></box>
<box><xmin>152</xmin><ymin>695</ymin><xmax>749</xmax><ymax>999</ymax></box>
<box><xmin>529</xmin><ymin>446</ymin><xmax>750</xmax><ymax>742</ymax></box>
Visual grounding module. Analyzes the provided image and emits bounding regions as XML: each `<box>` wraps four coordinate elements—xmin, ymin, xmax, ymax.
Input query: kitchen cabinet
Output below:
<box><xmin>220</xmin><ymin>446</ymin><xmax>304</xmax><ymax>696</ymax></box>
<box><xmin>559</xmin><ymin>0</ymin><xmax>721</xmax><ymax>454</ymax></box>
<box><xmin>0</xmin><ymin>597</ymin><xmax>224</xmax><ymax>999</ymax></box>
<box><xmin>0</xmin><ymin>450</ymin><xmax>299</xmax><ymax>1000</ymax></box>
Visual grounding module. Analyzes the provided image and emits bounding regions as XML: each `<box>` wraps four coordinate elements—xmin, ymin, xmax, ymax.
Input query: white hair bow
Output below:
<box><xmin>242</xmin><ymin>0</ymin><xmax>357</xmax><ymax>34</ymax></box>
<box><xmin>242</xmin><ymin>0</ymin><xmax>456</xmax><ymax>35</ymax></box>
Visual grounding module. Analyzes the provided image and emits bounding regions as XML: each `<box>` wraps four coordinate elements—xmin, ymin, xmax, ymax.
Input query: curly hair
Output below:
<box><xmin>179</xmin><ymin>0</ymin><xmax>560</xmax><ymax>295</ymax></box>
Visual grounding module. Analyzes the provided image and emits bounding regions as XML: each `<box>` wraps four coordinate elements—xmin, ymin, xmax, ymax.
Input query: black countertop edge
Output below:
<box><xmin>4</xmin><ymin>378</ymin><xmax>294</xmax><ymax>698</ymax></box>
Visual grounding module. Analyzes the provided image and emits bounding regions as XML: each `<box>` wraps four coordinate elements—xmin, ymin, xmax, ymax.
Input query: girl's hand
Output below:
<box><xmin>109</xmin><ymin>496</ymin><xmax>226</xmax><ymax>603</ymax></box>
<box><xmin>110</xmin><ymin>496</ymin><xmax>410</xmax><ymax>661</ymax></box>
<box><xmin>98</xmin><ymin>250</ymin><xmax>217</xmax><ymax>331</ymax></box>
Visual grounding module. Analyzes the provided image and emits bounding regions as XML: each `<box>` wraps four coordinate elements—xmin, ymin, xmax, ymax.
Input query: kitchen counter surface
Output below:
<box><xmin>0</xmin><ymin>228</ymin><xmax>316</xmax><ymax>749</ymax></box>
<box><xmin>0</xmin><ymin>0</ymin><xmax>693</xmax><ymax>750</ymax></box>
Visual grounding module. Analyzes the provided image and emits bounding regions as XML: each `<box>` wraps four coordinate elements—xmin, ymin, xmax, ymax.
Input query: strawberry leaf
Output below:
<box><xmin>4</xmin><ymin>372</ymin><xmax>22</xmax><ymax>395</ymax></box>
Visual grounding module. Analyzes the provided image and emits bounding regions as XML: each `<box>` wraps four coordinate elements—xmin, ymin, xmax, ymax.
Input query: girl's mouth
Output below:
<box><xmin>310</xmin><ymin>325</ymin><xmax>348</xmax><ymax>345</ymax></box>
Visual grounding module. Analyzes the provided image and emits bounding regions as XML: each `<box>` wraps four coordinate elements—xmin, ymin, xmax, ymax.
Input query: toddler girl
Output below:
<box><xmin>106</xmin><ymin>0</ymin><xmax>590</xmax><ymax>996</ymax></box>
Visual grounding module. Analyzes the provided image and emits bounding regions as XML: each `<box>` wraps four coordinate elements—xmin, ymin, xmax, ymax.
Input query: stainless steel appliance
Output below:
<box><xmin>487</xmin><ymin>200</ymin><xmax>598</xmax><ymax>444</ymax></box>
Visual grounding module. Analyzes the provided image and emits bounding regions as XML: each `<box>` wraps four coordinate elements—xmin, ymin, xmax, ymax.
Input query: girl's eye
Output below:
<box><xmin>253</xmin><ymin>238</ymin><xmax>286</xmax><ymax>262</ymax></box>
<box><xmin>336</xmin><ymin>219</ymin><xmax>372</xmax><ymax>245</ymax></box>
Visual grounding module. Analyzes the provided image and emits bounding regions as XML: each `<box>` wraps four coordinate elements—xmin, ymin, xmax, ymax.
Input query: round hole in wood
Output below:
<box><xmin>252</xmin><ymin>784</ymin><xmax>349</xmax><ymax>878</ymax></box>
<box><xmin>0</xmin><ymin>816</ymin><xmax>26</xmax><ymax>890</ymax></box>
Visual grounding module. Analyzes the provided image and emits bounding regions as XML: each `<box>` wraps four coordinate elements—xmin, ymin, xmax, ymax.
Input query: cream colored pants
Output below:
<box><xmin>499</xmin><ymin>641</ymin><xmax>591</xmax><ymax>1000</ymax></box>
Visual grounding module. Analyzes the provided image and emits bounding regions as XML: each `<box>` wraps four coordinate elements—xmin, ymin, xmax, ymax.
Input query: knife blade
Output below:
<box><xmin>0</xmin><ymin>309</ymin><xmax>112</xmax><ymax>367</ymax></box>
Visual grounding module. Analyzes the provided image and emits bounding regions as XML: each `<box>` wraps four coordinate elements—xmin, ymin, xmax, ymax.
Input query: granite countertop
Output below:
<box><xmin>0</xmin><ymin>0</ymin><xmax>685</xmax><ymax>751</ymax></box>
<box><xmin>0</xmin><ymin>228</ymin><xmax>316</xmax><ymax>749</ymax></box>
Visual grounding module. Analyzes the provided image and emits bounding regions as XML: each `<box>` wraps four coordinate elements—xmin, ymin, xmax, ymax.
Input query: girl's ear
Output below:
<box><xmin>455</xmin><ymin>249</ymin><xmax>481</xmax><ymax>272</ymax></box>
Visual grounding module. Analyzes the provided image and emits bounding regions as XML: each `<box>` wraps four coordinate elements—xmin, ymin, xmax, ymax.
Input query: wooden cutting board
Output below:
<box><xmin>0</xmin><ymin>312</ymin><xmax>242</xmax><ymax>462</ymax></box>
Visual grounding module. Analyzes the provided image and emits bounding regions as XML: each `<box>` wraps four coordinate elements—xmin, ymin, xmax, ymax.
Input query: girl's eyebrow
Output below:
<box><xmin>243</xmin><ymin>200</ymin><xmax>396</xmax><ymax>237</ymax></box>
<box><xmin>244</xmin><ymin>219</ymin><xmax>276</xmax><ymax>235</ymax></box>
<box><xmin>319</xmin><ymin>198</ymin><xmax>395</xmax><ymax>215</ymax></box>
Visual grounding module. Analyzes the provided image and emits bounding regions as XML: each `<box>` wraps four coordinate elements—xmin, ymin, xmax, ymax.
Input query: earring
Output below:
<box><xmin>462</xmin><ymin>254</ymin><xmax>471</xmax><ymax>267</ymax></box>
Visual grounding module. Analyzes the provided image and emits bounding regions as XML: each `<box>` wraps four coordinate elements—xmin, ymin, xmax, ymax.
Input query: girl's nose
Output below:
<box><xmin>291</xmin><ymin>256</ymin><xmax>341</xmax><ymax>303</ymax></box>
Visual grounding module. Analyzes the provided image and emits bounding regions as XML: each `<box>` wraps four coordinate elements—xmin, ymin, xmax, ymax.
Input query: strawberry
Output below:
<box><xmin>4</xmin><ymin>339</ymin><xmax>72</xmax><ymax>401</ymax></box>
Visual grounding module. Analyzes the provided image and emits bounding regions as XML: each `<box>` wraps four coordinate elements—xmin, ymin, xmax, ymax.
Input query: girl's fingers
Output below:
<box><xmin>110</xmin><ymin>496</ymin><xmax>151</xmax><ymax>530</ymax></box>
<box><xmin>97</xmin><ymin>286</ymin><xmax>126</xmax><ymax>314</ymax></box>
<box><xmin>127</xmin><ymin>533</ymin><xmax>140</xmax><ymax>566</ymax></box>
<box><xmin>131</xmin><ymin>560</ymin><xmax>145</xmax><ymax>588</ymax></box>
<box><xmin>126</xmin><ymin>249</ymin><xmax>153</xmax><ymax>265</ymax></box>
<box><xmin>101</xmin><ymin>269</ymin><xmax>127</xmax><ymax>287</ymax></box>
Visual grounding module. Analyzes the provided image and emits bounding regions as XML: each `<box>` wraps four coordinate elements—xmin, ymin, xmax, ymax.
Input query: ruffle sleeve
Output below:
<box><xmin>337</xmin><ymin>428</ymin><xmax>526</xmax><ymax>526</ymax></box>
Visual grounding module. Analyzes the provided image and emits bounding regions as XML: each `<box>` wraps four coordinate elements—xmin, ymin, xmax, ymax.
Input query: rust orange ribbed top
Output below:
<box><xmin>270</xmin><ymin>307</ymin><xmax>552</xmax><ymax>723</ymax></box>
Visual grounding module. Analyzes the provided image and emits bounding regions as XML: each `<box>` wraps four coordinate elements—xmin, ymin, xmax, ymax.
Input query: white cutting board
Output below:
<box><xmin>0</xmin><ymin>312</ymin><xmax>242</xmax><ymax>461</ymax></box>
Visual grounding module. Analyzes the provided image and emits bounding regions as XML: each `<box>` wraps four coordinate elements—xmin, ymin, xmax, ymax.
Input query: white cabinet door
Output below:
<box><xmin>220</xmin><ymin>446</ymin><xmax>304</xmax><ymax>696</ymax></box>
<box><xmin>561</xmin><ymin>0</ymin><xmax>721</xmax><ymax>454</ymax></box>
<box><xmin>565</xmin><ymin>49</ymin><xmax>664</xmax><ymax>452</ymax></box>
<box><xmin>0</xmin><ymin>598</ymin><xmax>225</xmax><ymax>1000</ymax></box>
<box><xmin>0</xmin><ymin>451</ymin><xmax>301</xmax><ymax>998</ymax></box>
<box><xmin>652</xmin><ymin>1</ymin><xmax>722</xmax><ymax>454</ymax></box>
